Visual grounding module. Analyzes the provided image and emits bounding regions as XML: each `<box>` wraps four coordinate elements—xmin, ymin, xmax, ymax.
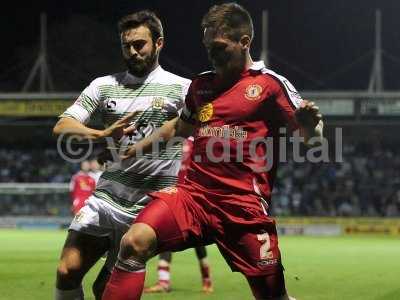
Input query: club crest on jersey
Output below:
<box><xmin>245</xmin><ymin>84</ymin><xmax>263</xmax><ymax>101</ymax></box>
<box><xmin>152</xmin><ymin>97</ymin><xmax>165</xmax><ymax>110</ymax></box>
<box><xmin>198</xmin><ymin>103</ymin><xmax>213</xmax><ymax>122</ymax></box>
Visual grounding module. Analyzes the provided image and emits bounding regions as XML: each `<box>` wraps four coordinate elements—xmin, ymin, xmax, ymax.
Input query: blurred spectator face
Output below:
<box><xmin>89</xmin><ymin>159</ymin><xmax>100</xmax><ymax>172</ymax></box>
<box><xmin>80</xmin><ymin>161</ymin><xmax>91</xmax><ymax>173</ymax></box>
<box><xmin>121</xmin><ymin>25</ymin><xmax>162</xmax><ymax>77</ymax></box>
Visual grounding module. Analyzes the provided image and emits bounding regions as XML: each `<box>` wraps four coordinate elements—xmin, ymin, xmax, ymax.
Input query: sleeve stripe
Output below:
<box><xmin>262</xmin><ymin>70</ymin><xmax>303</xmax><ymax>110</ymax></box>
<box><xmin>59</xmin><ymin>112</ymin><xmax>82</xmax><ymax>122</ymax></box>
<box><xmin>80</xmin><ymin>94</ymin><xmax>97</xmax><ymax>112</ymax></box>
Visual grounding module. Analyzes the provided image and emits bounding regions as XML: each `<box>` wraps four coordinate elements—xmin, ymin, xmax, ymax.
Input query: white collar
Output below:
<box><xmin>249</xmin><ymin>61</ymin><xmax>266</xmax><ymax>71</ymax></box>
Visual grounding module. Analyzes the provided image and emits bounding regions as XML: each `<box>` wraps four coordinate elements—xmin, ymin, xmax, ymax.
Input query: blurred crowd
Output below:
<box><xmin>273</xmin><ymin>142</ymin><xmax>400</xmax><ymax>217</ymax></box>
<box><xmin>0</xmin><ymin>148</ymin><xmax>103</xmax><ymax>216</ymax></box>
<box><xmin>1</xmin><ymin>142</ymin><xmax>400</xmax><ymax>217</ymax></box>
<box><xmin>0</xmin><ymin>148</ymin><xmax>77</xmax><ymax>183</ymax></box>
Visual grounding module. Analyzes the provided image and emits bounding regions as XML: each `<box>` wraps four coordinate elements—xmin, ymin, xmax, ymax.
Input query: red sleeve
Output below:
<box><xmin>269</xmin><ymin>76</ymin><xmax>304</xmax><ymax>131</ymax></box>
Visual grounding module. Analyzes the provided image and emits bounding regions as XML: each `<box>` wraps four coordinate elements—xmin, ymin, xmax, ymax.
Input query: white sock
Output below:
<box><xmin>54</xmin><ymin>286</ymin><xmax>84</xmax><ymax>300</ymax></box>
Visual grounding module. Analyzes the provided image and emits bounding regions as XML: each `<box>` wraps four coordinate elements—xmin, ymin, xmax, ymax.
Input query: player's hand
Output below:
<box><xmin>295</xmin><ymin>100</ymin><xmax>322</xmax><ymax>129</ymax></box>
<box><xmin>100</xmin><ymin>111</ymin><xmax>139</xmax><ymax>140</ymax></box>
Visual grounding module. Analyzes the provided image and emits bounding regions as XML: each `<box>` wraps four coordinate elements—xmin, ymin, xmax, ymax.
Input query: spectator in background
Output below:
<box><xmin>89</xmin><ymin>158</ymin><xmax>104</xmax><ymax>185</ymax></box>
<box><xmin>69</xmin><ymin>160</ymin><xmax>96</xmax><ymax>215</ymax></box>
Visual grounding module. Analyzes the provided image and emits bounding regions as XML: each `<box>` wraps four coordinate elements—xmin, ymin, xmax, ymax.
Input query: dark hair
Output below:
<box><xmin>201</xmin><ymin>2</ymin><xmax>254</xmax><ymax>42</ymax></box>
<box><xmin>118</xmin><ymin>10</ymin><xmax>164</xmax><ymax>43</ymax></box>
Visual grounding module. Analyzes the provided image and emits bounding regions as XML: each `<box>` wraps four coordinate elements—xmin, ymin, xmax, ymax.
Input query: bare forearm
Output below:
<box><xmin>53</xmin><ymin>117</ymin><xmax>104</xmax><ymax>140</ymax></box>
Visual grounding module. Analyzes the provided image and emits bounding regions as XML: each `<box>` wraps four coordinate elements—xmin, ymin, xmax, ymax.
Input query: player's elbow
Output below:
<box><xmin>53</xmin><ymin>117</ymin><xmax>73</xmax><ymax>136</ymax></box>
<box><xmin>53</xmin><ymin>120</ymin><xmax>63</xmax><ymax>136</ymax></box>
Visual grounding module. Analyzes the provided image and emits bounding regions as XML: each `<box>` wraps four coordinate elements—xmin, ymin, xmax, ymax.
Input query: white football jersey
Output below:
<box><xmin>61</xmin><ymin>66</ymin><xmax>191</xmax><ymax>215</ymax></box>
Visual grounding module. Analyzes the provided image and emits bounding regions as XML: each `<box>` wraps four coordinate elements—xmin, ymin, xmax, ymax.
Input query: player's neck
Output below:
<box><xmin>216</xmin><ymin>54</ymin><xmax>253</xmax><ymax>88</ymax></box>
<box><xmin>242</xmin><ymin>54</ymin><xmax>254</xmax><ymax>73</ymax></box>
<box><xmin>129</xmin><ymin>61</ymin><xmax>160</xmax><ymax>79</ymax></box>
<box><xmin>147</xmin><ymin>61</ymin><xmax>160</xmax><ymax>75</ymax></box>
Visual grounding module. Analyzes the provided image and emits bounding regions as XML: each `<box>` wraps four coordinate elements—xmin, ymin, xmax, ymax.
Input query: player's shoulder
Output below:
<box><xmin>158</xmin><ymin>67</ymin><xmax>191</xmax><ymax>87</ymax></box>
<box><xmin>72</xmin><ymin>171</ymin><xmax>83</xmax><ymax>178</ymax></box>
<box><xmin>89</xmin><ymin>72</ymin><xmax>127</xmax><ymax>87</ymax></box>
<box><xmin>252</xmin><ymin>61</ymin><xmax>300</xmax><ymax>94</ymax></box>
<box><xmin>252</xmin><ymin>61</ymin><xmax>303</xmax><ymax>105</ymax></box>
<box><xmin>260</xmin><ymin>69</ymin><xmax>293</xmax><ymax>90</ymax></box>
<box><xmin>249</xmin><ymin>61</ymin><xmax>287</xmax><ymax>85</ymax></box>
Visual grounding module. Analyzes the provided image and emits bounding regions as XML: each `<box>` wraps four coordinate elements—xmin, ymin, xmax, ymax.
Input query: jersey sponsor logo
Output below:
<box><xmin>257</xmin><ymin>258</ymin><xmax>278</xmax><ymax>267</ymax></box>
<box><xmin>105</xmin><ymin>99</ymin><xmax>117</xmax><ymax>112</ymax></box>
<box><xmin>78</xmin><ymin>181</ymin><xmax>92</xmax><ymax>191</ymax></box>
<box><xmin>198</xmin><ymin>125</ymin><xmax>248</xmax><ymax>140</ymax></box>
<box><xmin>152</xmin><ymin>97</ymin><xmax>165</xmax><ymax>110</ymax></box>
<box><xmin>198</xmin><ymin>103</ymin><xmax>214</xmax><ymax>122</ymax></box>
<box><xmin>245</xmin><ymin>84</ymin><xmax>263</xmax><ymax>101</ymax></box>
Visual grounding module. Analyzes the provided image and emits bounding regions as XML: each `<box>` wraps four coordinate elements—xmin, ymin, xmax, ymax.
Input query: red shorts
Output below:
<box><xmin>135</xmin><ymin>184</ymin><xmax>283</xmax><ymax>276</ymax></box>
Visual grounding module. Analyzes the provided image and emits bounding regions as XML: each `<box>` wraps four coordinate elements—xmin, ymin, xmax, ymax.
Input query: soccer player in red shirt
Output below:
<box><xmin>103</xmin><ymin>3</ymin><xmax>323</xmax><ymax>300</ymax></box>
<box><xmin>69</xmin><ymin>160</ymin><xmax>96</xmax><ymax>215</ymax></box>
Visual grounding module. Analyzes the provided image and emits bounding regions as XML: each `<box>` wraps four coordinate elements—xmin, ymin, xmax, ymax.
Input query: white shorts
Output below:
<box><xmin>69</xmin><ymin>195</ymin><xmax>137</xmax><ymax>271</ymax></box>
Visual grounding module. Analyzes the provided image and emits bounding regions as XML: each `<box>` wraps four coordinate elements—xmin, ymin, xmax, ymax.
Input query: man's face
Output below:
<box><xmin>203</xmin><ymin>28</ymin><xmax>245</xmax><ymax>73</ymax></box>
<box><xmin>81</xmin><ymin>161</ymin><xmax>91</xmax><ymax>173</ymax></box>
<box><xmin>121</xmin><ymin>25</ymin><xmax>160</xmax><ymax>77</ymax></box>
<box><xmin>89</xmin><ymin>159</ymin><xmax>100</xmax><ymax>171</ymax></box>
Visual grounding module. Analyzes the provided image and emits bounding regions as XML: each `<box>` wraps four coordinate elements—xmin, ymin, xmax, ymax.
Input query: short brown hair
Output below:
<box><xmin>201</xmin><ymin>3</ymin><xmax>254</xmax><ymax>42</ymax></box>
<box><xmin>118</xmin><ymin>10</ymin><xmax>164</xmax><ymax>43</ymax></box>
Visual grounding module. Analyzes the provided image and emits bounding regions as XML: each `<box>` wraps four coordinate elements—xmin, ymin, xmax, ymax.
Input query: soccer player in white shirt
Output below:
<box><xmin>53</xmin><ymin>10</ymin><xmax>190</xmax><ymax>300</ymax></box>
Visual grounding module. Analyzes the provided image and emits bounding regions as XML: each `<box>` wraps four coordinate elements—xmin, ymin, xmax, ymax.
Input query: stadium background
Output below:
<box><xmin>1</xmin><ymin>1</ymin><xmax>399</xmax><ymax>299</ymax></box>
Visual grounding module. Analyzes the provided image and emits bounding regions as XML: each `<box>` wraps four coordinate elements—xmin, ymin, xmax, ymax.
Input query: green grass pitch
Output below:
<box><xmin>0</xmin><ymin>229</ymin><xmax>399</xmax><ymax>300</ymax></box>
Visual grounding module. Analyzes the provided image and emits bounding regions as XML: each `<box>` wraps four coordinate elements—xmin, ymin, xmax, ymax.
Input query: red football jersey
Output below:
<box><xmin>69</xmin><ymin>171</ymin><xmax>96</xmax><ymax>214</ymax></box>
<box><xmin>180</xmin><ymin>61</ymin><xmax>303</xmax><ymax>206</ymax></box>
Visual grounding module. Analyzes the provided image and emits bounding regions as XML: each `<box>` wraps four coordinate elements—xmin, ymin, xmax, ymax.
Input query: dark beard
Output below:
<box><xmin>125</xmin><ymin>48</ymin><xmax>157</xmax><ymax>77</ymax></box>
<box><xmin>214</xmin><ymin>52</ymin><xmax>246</xmax><ymax>77</ymax></box>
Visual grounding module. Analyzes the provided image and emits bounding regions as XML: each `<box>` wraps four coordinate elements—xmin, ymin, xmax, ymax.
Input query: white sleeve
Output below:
<box><xmin>60</xmin><ymin>80</ymin><xmax>101</xmax><ymax>124</ymax></box>
<box><xmin>176</xmin><ymin>80</ymin><xmax>192</xmax><ymax>114</ymax></box>
<box><xmin>178</xmin><ymin>82</ymin><xmax>197</xmax><ymax>125</ymax></box>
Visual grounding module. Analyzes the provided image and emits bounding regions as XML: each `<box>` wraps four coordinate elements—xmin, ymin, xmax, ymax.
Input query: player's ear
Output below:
<box><xmin>239</xmin><ymin>35</ymin><xmax>251</xmax><ymax>50</ymax></box>
<box><xmin>155</xmin><ymin>37</ymin><xmax>164</xmax><ymax>53</ymax></box>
